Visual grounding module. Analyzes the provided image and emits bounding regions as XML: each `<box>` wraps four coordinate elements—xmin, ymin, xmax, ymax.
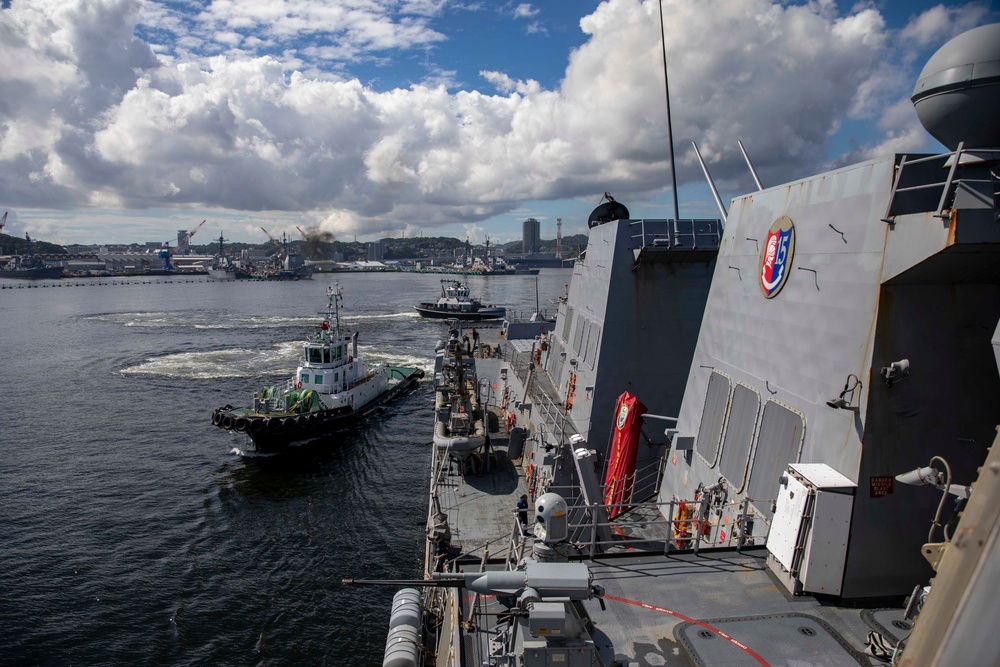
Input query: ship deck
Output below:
<box><xmin>429</xmin><ymin>328</ymin><xmax>906</xmax><ymax>667</ymax></box>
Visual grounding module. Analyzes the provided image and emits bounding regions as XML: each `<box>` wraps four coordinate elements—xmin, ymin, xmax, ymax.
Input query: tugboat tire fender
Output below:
<box><xmin>221</xmin><ymin>414</ymin><xmax>234</xmax><ymax>430</ymax></box>
<box><xmin>234</xmin><ymin>417</ymin><xmax>248</xmax><ymax>432</ymax></box>
<box><xmin>249</xmin><ymin>419</ymin><xmax>264</xmax><ymax>434</ymax></box>
<box><xmin>265</xmin><ymin>418</ymin><xmax>279</xmax><ymax>432</ymax></box>
<box><xmin>212</xmin><ymin>410</ymin><xmax>223</xmax><ymax>426</ymax></box>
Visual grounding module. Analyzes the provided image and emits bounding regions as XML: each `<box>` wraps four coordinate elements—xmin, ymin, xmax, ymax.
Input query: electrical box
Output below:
<box><xmin>767</xmin><ymin>463</ymin><xmax>856</xmax><ymax>596</ymax></box>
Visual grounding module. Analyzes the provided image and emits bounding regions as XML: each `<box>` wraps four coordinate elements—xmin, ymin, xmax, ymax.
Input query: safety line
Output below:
<box><xmin>610</xmin><ymin>524</ymin><xmax>636</xmax><ymax>552</ymax></box>
<box><xmin>603</xmin><ymin>594</ymin><xmax>771</xmax><ymax>667</ymax></box>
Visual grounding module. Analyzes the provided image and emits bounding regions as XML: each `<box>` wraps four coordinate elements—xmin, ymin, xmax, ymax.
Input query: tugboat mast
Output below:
<box><xmin>319</xmin><ymin>283</ymin><xmax>344</xmax><ymax>336</ymax></box>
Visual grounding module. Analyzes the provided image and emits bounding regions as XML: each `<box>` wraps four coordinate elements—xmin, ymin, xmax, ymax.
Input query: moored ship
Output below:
<box><xmin>211</xmin><ymin>284</ymin><xmax>423</xmax><ymax>454</ymax></box>
<box><xmin>357</xmin><ymin>22</ymin><xmax>1000</xmax><ymax>667</ymax></box>
<box><xmin>0</xmin><ymin>229</ymin><xmax>63</xmax><ymax>280</ymax></box>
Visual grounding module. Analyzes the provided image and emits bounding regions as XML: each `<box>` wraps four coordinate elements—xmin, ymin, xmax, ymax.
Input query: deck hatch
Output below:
<box><xmin>718</xmin><ymin>384</ymin><xmax>760</xmax><ymax>491</ymax></box>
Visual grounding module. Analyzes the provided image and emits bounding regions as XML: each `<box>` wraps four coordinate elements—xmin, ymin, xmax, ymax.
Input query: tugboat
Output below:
<box><xmin>414</xmin><ymin>279</ymin><xmax>506</xmax><ymax>320</ymax></box>
<box><xmin>432</xmin><ymin>328</ymin><xmax>487</xmax><ymax>465</ymax></box>
<box><xmin>211</xmin><ymin>284</ymin><xmax>424</xmax><ymax>454</ymax></box>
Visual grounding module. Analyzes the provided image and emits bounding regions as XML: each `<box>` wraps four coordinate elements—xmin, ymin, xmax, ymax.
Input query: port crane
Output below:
<box><xmin>159</xmin><ymin>219</ymin><xmax>206</xmax><ymax>271</ymax></box>
<box><xmin>0</xmin><ymin>211</ymin><xmax>7</xmax><ymax>234</ymax></box>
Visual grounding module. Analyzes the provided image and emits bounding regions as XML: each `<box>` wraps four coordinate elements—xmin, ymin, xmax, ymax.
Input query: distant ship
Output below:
<box><xmin>211</xmin><ymin>284</ymin><xmax>423</xmax><ymax>454</ymax></box>
<box><xmin>0</xmin><ymin>228</ymin><xmax>63</xmax><ymax>279</ymax></box>
<box><xmin>414</xmin><ymin>279</ymin><xmax>506</xmax><ymax>320</ymax></box>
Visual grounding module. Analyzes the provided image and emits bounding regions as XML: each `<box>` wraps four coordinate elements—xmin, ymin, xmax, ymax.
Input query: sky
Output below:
<box><xmin>0</xmin><ymin>0</ymin><xmax>995</xmax><ymax>247</ymax></box>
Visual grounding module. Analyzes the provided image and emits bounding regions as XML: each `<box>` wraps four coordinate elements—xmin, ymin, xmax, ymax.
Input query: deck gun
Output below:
<box><xmin>344</xmin><ymin>561</ymin><xmax>611</xmax><ymax>667</ymax></box>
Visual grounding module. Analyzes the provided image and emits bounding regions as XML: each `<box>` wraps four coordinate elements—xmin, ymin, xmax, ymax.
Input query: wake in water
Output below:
<box><xmin>87</xmin><ymin>309</ymin><xmax>419</xmax><ymax>330</ymax></box>
<box><xmin>120</xmin><ymin>341</ymin><xmax>434</xmax><ymax>380</ymax></box>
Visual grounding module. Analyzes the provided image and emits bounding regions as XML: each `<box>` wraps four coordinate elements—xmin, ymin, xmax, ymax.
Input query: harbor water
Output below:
<box><xmin>0</xmin><ymin>270</ymin><xmax>568</xmax><ymax>666</ymax></box>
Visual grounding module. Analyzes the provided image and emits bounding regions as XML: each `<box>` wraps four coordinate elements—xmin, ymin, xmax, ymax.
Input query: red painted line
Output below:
<box><xmin>611</xmin><ymin>525</ymin><xmax>636</xmax><ymax>552</ymax></box>
<box><xmin>603</xmin><ymin>594</ymin><xmax>771</xmax><ymax>667</ymax></box>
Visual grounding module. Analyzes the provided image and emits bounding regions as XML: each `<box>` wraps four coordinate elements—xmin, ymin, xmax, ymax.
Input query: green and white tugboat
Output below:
<box><xmin>211</xmin><ymin>283</ymin><xmax>424</xmax><ymax>454</ymax></box>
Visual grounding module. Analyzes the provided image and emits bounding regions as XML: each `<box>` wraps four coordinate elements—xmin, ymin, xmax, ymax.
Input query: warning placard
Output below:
<box><xmin>870</xmin><ymin>475</ymin><xmax>894</xmax><ymax>498</ymax></box>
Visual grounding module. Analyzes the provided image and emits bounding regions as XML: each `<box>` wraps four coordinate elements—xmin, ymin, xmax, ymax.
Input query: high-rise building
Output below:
<box><xmin>367</xmin><ymin>241</ymin><xmax>385</xmax><ymax>261</ymax></box>
<box><xmin>522</xmin><ymin>218</ymin><xmax>541</xmax><ymax>254</ymax></box>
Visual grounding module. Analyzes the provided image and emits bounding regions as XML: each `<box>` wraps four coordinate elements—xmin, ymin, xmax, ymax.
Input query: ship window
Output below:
<box><xmin>562</xmin><ymin>306</ymin><xmax>575</xmax><ymax>341</ymax></box>
<box><xmin>746</xmin><ymin>401</ymin><xmax>805</xmax><ymax>520</ymax></box>
<box><xmin>300</xmin><ymin>372</ymin><xmax>308</xmax><ymax>383</ymax></box>
<box><xmin>308</xmin><ymin>348</ymin><xmax>322</xmax><ymax>363</ymax></box>
<box><xmin>573</xmin><ymin>318</ymin><xmax>585</xmax><ymax>356</ymax></box>
<box><xmin>335</xmin><ymin>373</ymin><xmax>339</xmax><ymax>381</ymax></box>
<box><xmin>718</xmin><ymin>384</ymin><xmax>760</xmax><ymax>492</ymax></box>
<box><xmin>315</xmin><ymin>374</ymin><xmax>323</xmax><ymax>384</ymax></box>
<box><xmin>323</xmin><ymin>349</ymin><xmax>330</xmax><ymax>363</ymax></box>
<box><xmin>584</xmin><ymin>324</ymin><xmax>601</xmax><ymax>369</ymax></box>
<box><xmin>695</xmin><ymin>371</ymin><xmax>731</xmax><ymax>467</ymax></box>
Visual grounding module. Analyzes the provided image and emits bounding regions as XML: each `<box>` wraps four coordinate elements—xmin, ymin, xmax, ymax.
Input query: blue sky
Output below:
<box><xmin>0</xmin><ymin>0</ymin><xmax>995</xmax><ymax>246</ymax></box>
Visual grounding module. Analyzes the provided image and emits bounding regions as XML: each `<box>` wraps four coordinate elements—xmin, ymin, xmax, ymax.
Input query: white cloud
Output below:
<box><xmin>1</xmin><ymin>0</ymin><xmax>986</xmax><ymax>242</ymax></box>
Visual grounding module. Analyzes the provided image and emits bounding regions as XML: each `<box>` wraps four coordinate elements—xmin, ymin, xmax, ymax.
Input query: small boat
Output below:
<box><xmin>211</xmin><ymin>284</ymin><xmax>424</xmax><ymax>454</ymax></box>
<box><xmin>432</xmin><ymin>329</ymin><xmax>486</xmax><ymax>463</ymax></box>
<box><xmin>414</xmin><ymin>279</ymin><xmax>506</xmax><ymax>320</ymax></box>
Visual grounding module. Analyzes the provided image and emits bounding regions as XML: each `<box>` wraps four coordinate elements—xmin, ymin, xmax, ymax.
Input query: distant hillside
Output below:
<box><xmin>1</xmin><ymin>230</ymin><xmax>591</xmax><ymax>260</ymax></box>
<box><xmin>0</xmin><ymin>234</ymin><xmax>67</xmax><ymax>255</ymax></box>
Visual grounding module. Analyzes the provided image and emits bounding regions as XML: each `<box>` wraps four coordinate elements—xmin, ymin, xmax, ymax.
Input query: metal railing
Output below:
<box><xmin>628</xmin><ymin>218</ymin><xmax>723</xmax><ymax>251</ymax></box>
<box><xmin>882</xmin><ymin>143</ymin><xmax>1000</xmax><ymax>221</ymax></box>
<box><xmin>531</xmin><ymin>492</ymin><xmax>772</xmax><ymax>559</ymax></box>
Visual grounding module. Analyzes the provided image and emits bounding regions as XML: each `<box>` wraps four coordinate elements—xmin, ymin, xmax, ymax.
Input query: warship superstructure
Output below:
<box><xmin>363</xmin><ymin>23</ymin><xmax>1000</xmax><ymax>667</ymax></box>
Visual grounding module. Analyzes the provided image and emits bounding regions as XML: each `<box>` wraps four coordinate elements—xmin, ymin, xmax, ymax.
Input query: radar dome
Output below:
<box><xmin>911</xmin><ymin>23</ymin><xmax>1000</xmax><ymax>150</ymax></box>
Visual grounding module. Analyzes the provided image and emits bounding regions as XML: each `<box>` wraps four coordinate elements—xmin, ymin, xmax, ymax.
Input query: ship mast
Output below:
<box><xmin>658</xmin><ymin>0</ymin><xmax>681</xmax><ymax>221</ymax></box>
<box><xmin>320</xmin><ymin>283</ymin><xmax>344</xmax><ymax>337</ymax></box>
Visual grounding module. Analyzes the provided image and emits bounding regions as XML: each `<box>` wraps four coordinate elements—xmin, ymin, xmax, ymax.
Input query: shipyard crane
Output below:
<box><xmin>260</xmin><ymin>226</ymin><xmax>290</xmax><ymax>258</ymax></box>
<box><xmin>0</xmin><ymin>211</ymin><xmax>7</xmax><ymax>234</ymax></box>
<box><xmin>159</xmin><ymin>219</ymin><xmax>206</xmax><ymax>271</ymax></box>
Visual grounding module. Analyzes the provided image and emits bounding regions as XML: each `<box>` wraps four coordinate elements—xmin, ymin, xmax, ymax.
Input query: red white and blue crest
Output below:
<box><xmin>759</xmin><ymin>216</ymin><xmax>795</xmax><ymax>298</ymax></box>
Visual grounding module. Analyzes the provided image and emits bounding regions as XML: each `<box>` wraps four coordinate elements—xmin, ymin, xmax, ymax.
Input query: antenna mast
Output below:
<box><xmin>658</xmin><ymin>0</ymin><xmax>680</xmax><ymax>221</ymax></box>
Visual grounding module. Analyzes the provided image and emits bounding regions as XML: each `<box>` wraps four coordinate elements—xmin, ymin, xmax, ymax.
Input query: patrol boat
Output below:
<box><xmin>211</xmin><ymin>284</ymin><xmax>424</xmax><ymax>454</ymax></box>
<box><xmin>357</xmin><ymin>23</ymin><xmax>1000</xmax><ymax>667</ymax></box>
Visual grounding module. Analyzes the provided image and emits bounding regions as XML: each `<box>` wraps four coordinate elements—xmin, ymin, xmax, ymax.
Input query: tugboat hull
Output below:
<box><xmin>211</xmin><ymin>366</ymin><xmax>424</xmax><ymax>454</ymax></box>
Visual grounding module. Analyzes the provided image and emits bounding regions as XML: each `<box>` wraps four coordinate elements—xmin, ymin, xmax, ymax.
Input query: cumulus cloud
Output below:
<box><xmin>0</xmin><ymin>0</ymin><xmax>991</xmax><ymax>242</ymax></box>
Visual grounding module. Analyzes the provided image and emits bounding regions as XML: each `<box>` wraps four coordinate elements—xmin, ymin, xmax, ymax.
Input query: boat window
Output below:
<box><xmin>323</xmin><ymin>349</ymin><xmax>331</xmax><ymax>363</ymax></box>
<box><xmin>300</xmin><ymin>372</ymin><xmax>309</xmax><ymax>383</ymax></box>
<box><xmin>746</xmin><ymin>401</ymin><xmax>805</xmax><ymax>520</ymax></box>
<box><xmin>718</xmin><ymin>384</ymin><xmax>760</xmax><ymax>492</ymax></box>
<box><xmin>335</xmin><ymin>373</ymin><xmax>339</xmax><ymax>381</ymax></box>
<box><xmin>315</xmin><ymin>374</ymin><xmax>323</xmax><ymax>384</ymax></box>
<box><xmin>308</xmin><ymin>347</ymin><xmax>322</xmax><ymax>363</ymax></box>
<box><xmin>695</xmin><ymin>371</ymin><xmax>731</xmax><ymax>467</ymax></box>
